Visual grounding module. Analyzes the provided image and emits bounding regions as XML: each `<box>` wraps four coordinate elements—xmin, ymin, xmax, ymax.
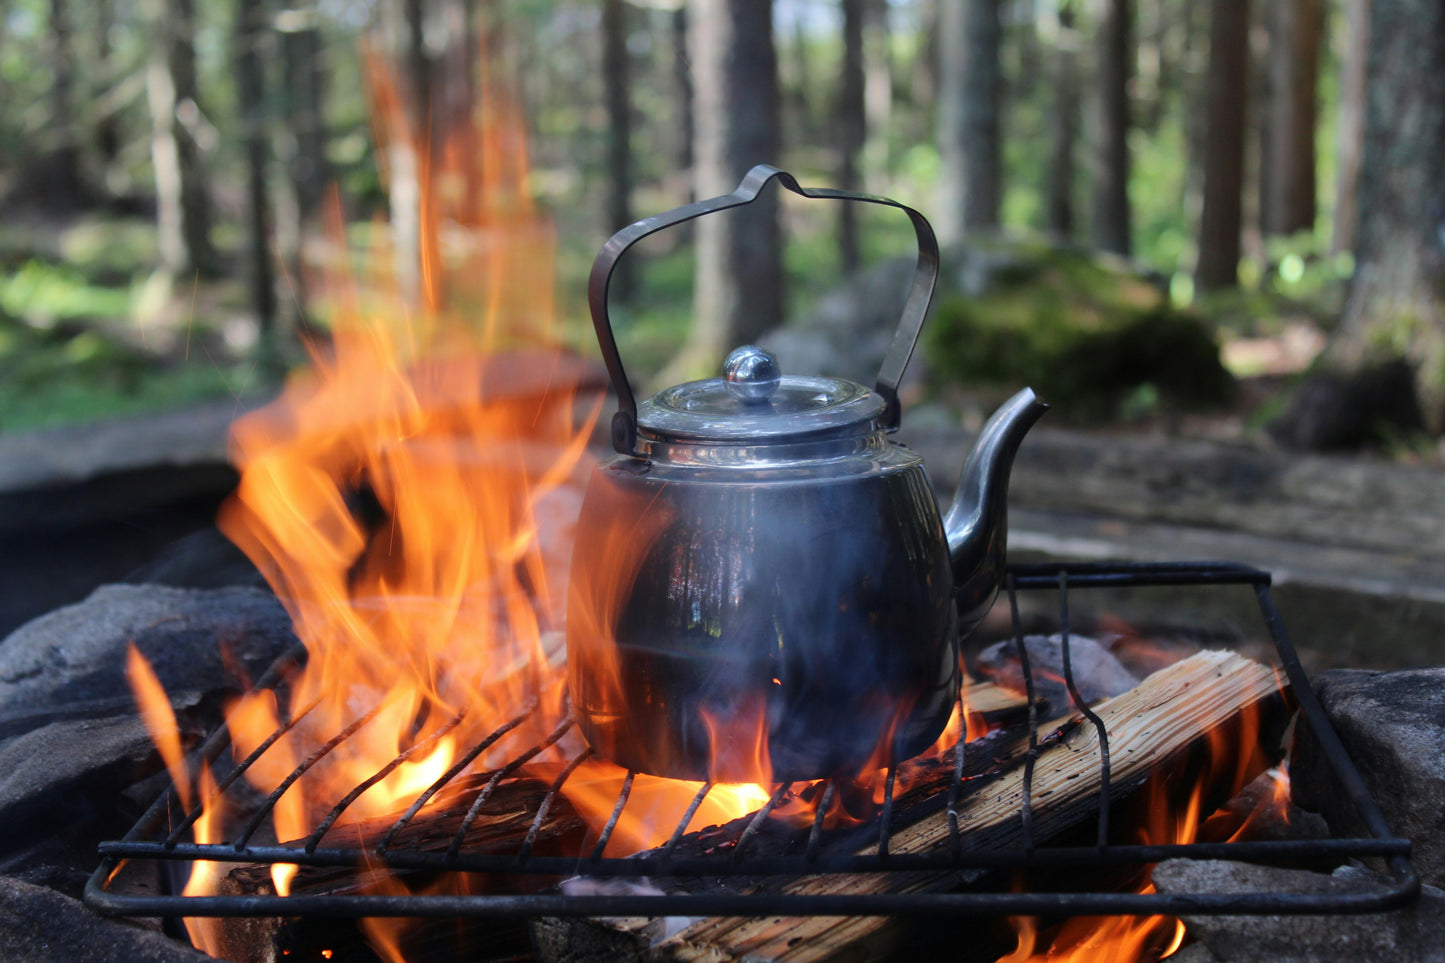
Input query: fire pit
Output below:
<box><xmin>85</xmin><ymin>561</ymin><xmax>1416</xmax><ymax>951</ymax></box>
<box><xmin>47</xmin><ymin>75</ymin><xmax>1419</xmax><ymax>963</ymax></box>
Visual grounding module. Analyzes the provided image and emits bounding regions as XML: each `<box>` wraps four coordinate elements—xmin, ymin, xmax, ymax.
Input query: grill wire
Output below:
<box><xmin>86</xmin><ymin>562</ymin><xmax>1418</xmax><ymax>919</ymax></box>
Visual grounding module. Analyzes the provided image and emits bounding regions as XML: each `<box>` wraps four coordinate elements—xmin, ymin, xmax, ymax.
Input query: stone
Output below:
<box><xmin>1152</xmin><ymin>859</ymin><xmax>1445</xmax><ymax>962</ymax></box>
<box><xmin>0</xmin><ymin>714</ymin><xmax>208</xmax><ymax>897</ymax></box>
<box><xmin>975</xmin><ymin>632</ymin><xmax>1140</xmax><ymax>713</ymax></box>
<box><xmin>1290</xmin><ymin>667</ymin><xmax>1445</xmax><ymax>888</ymax></box>
<box><xmin>0</xmin><ymin>875</ymin><xmax>211</xmax><ymax>962</ymax></box>
<box><xmin>0</xmin><ymin>583</ymin><xmax>298</xmax><ymax>740</ymax></box>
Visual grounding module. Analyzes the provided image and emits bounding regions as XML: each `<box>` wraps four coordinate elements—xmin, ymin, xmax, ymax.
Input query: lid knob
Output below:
<box><xmin>723</xmin><ymin>345</ymin><xmax>781</xmax><ymax>404</ymax></box>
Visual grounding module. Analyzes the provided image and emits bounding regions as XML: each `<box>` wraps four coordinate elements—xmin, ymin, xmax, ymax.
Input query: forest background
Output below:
<box><xmin>0</xmin><ymin>0</ymin><xmax>1441</xmax><ymax>458</ymax></box>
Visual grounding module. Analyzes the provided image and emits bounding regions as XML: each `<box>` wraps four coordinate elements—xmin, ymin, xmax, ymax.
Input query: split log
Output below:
<box><xmin>535</xmin><ymin>650</ymin><xmax>1289</xmax><ymax>963</ymax></box>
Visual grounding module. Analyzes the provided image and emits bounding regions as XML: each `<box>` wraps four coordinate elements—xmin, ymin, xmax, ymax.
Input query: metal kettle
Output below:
<box><xmin>567</xmin><ymin>166</ymin><xmax>1047</xmax><ymax>782</ymax></box>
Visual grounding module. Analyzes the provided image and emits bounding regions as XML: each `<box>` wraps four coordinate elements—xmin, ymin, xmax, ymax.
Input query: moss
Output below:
<box><xmin>926</xmin><ymin>245</ymin><xmax>1234</xmax><ymax>421</ymax></box>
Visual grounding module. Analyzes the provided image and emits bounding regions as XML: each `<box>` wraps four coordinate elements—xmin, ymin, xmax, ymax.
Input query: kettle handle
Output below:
<box><xmin>589</xmin><ymin>164</ymin><xmax>940</xmax><ymax>456</ymax></box>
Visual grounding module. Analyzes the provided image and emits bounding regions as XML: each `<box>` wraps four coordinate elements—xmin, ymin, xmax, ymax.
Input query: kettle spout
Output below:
<box><xmin>944</xmin><ymin>387</ymin><xmax>1049</xmax><ymax>637</ymax></box>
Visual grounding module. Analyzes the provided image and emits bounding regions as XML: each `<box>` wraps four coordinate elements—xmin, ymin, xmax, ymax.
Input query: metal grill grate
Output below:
<box><xmin>85</xmin><ymin>561</ymin><xmax>1419</xmax><ymax>919</ymax></box>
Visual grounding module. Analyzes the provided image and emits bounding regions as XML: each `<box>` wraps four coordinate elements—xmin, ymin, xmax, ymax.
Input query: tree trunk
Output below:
<box><xmin>1046</xmin><ymin>0</ymin><xmax>1081</xmax><ymax>240</ymax></box>
<box><xmin>387</xmin><ymin>0</ymin><xmax>433</xmax><ymax>309</ymax></box>
<box><xmin>1181</xmin><ymin>0</ymin><xmax>1211</xmax><ymax>237</ymax></box>
<box><xmin>862</xmin><ymin>0</ymin><xmax>892</xmax><ymax>183</ymax></box>
<box><xmin>1194</xmin><ymin>0</ymin><xmax>1251</xmax><ymax>291</ymax></box>
<box><xmin>1262</xmin><ymin>0</ymin><xmax>1323</xmax><ymax>238</ymax></box>
<box><xmin>236</xmin><ymin>0</ymin><xmax>276</xmax><ymax>362</ymax></box>
<box><xmin>274</xmin><ymin>6</ymin><xmax>328</xmax><ymax>335</ymax></box>
<box><xmin>911</xmin><ymin>0</ymin><xmax>940</xmax><ymax>130</ymax></box>
<box><xmin>838</xmin><ymin>0</ymin><xmax>866</xmax><ymax>272</ymax></box>
<box><xmin>1242</xmin><ymin>0</ymin><xmax>1268</xmax><ymax>266</ymax></box>
<box><xmin>1089</xmin><ymin>0</ymin><xmax>1132</xmax><ymax>256</ymax></box>
<box><xmin>1331</xmin><ymin>0</ymin><xmax>1369</xmax><ymax>256</ymax></box>
<box><xmin>937</xmin><ymin>0</ymin><xmax>1003</xmax><ymax>245</ymax></box>
<box><xmin>279</xmin><ymin>7</ymin><xmax>328</xmax><ymax>224</ymax></box>
<box><xmin>786</xmin><ymin>11</ymin><xmax>813</xmax><ymax>144</ymax></box>
<box><xmin>1328</xmin><ymin>0</ymin><xmax>1445</xmax><ymax>428</ymax></box>
<box><xmin>672</xmin><ymin>4</ymin><xmax>694</xmax><ymax>195</ymax></box>
<box><xmin>94</xmin><ymin>0</ymin><xmax>121</xmax><ymax>170</ymax></box>
<box><xmin>680</xmin><ymin>0</ymin><xmax>782</xmax><ymax>378</ymax></box>
<box><xmin>43</xmin><ymin>0</ymin><xmax>84</xmax><ymax>208</ymax></box>
<box><xmin>603</xmin><ymin>0</ymin><xmax>634</xmax><ymax>298</ymax></box>
<box><xmin>147</xmin><ymin>0</ymin><xmax>217</xmax><ymax>277</ymax></box>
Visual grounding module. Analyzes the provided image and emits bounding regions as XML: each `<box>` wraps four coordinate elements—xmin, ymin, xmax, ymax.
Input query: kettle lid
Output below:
<box><xmin>637</xmin><ymin>346</ymin><xmax>885</xmax><ymax>444</ymax></box>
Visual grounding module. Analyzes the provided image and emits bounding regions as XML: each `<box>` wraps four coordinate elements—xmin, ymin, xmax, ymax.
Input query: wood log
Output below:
<box><xmin>535</xmin><ymin>650</ymin><xmax>1289</xmax><ymax>963</ymax></box>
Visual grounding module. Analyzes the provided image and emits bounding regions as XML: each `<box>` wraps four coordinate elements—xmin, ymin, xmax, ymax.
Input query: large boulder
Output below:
<box><xmin>1290</xmin><ymin>667</ymin><xmax>1445</xmax><ymax>888</ymax></box>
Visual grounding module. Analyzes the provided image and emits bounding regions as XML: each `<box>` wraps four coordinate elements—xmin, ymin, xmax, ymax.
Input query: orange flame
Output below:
<box><xmin>125</xmin><ymin>645</ymin><xmax>191</xmax><ymax>810</ymax></box>
<box><xmin>124</xmin><ymin>645</ymin><xmax>231</xmax><ymax>953</ymax></box>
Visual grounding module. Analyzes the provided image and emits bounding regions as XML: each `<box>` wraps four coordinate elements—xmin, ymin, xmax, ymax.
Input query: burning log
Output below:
<box><xmin>535</xmin><ymin>649</ymin><xmax>1289</xmax><ymax>963</ymax></box>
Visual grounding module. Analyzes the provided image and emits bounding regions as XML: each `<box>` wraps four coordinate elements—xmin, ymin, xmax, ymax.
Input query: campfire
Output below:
<box><xmin>79</xmin><ymin>57</ymin><xmax>1417</xmax><ymax>963</ymax></box>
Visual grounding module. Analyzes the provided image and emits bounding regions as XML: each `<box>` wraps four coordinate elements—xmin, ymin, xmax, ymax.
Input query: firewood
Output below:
<box><xmin>536</xmin><ymin>650</ymin><xmax>1289</xmax><ymax>963</ymax></box>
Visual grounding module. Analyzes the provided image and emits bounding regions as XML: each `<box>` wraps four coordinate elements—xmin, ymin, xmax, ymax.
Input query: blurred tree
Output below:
<box><xmin>1325</xmin><ymin>0</ymin><xmax>1445</xmax><ymax>429</ymax></box>
<box><xmin>603</xmin><ymin>0</ymin><xmax>635</xmax><ymax>298</ymax></box>
<box><xmin>93</xmin><ymin>0</ymin><xmax>122</xmax><ymax>172</ymax></box>
<box><xmin>1046</xmin><ymin>0</ymin><xmax>1080</xmax><ymax>240</ymax></box>
<box><xmin>679</xmin><ymin>0</ymin><xmax>781</xmax><ymax>375</ymax></box>
<box><xmin>1194</xmin><ymin>0</ymin><xmax>1250</xmax><ymax>290</ymax></box>
<box><xmin>838</xmin><ymin>0</ymin><xmax>866</xmax><ymax>271</ymax></box>
<box><xmin>1089</xmin><ymin>0</ymin><xmax>1131</xmax><ymax>255</ymax></box>
<box><xmin>672</xmin><ymin>4</ymin><xmax>694</xmax><ymax>198</ymax></box>
<box><xmin>379</xmin><ymin>0</ymin><xmax>432</xmax><ymax>309</ymax></box>
<box><xmin>1261</xmin><ymin>0</ymin><xmax>1323</xmax><ymax>238</ymax></box>
<box><xmin>1331</xmin><ymin>0</ymin><xmax>1368</xmax><ymax>256</ymax></box>
<box><xmin>37</xmin><ymin>0</ymin><xmax>86</xmax><ymax>209</ymax></box>
<box><xmin>910</xmin><ymin>0</ymin><xmax>940</xmax><ymax>130</ymax></box>
<box><xmin>861</xmin><ymin>0</ymin><xmax>892</xmax><ymax>181</ymax></box>
<box><xmin>278</xmin><ymin>6</ymin><xmax>329</xmax><ymax>224</ymax></box>
<box><xmin>937</xmin><ymin>0</ymin><xmax>1003</xmax><ymax>244</ymax></box>
<box><xmin>274</xmin><ymin>5</ymin><xmax>328</xmax><ymax>329</ymax></box>
<box><xmin>785</xmin><ymin>6</ymin><xmax>815</xmax><ymax>144</ymax></box>
<box><xmin>235</xmin><ymin>0</ymin><xmax>276</xmax><ymax>358</ymax></box>
<box><xmin>147</xmin><ymin>0</ymin><xmax>219</xmax><ymax>277</ymax></box>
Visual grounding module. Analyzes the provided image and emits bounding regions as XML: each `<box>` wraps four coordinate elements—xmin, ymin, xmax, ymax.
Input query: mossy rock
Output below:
<box><xmin>926</xmin><ymin>245</ymin><xmax>1234</xmax><ymax>421</ymax></box>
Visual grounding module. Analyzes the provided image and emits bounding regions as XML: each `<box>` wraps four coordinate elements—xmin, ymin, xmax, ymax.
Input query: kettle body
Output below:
<box><xmin>568</xmin><ymin>433</ymin><xmax>958</xmax><ymax>782</ymax></box>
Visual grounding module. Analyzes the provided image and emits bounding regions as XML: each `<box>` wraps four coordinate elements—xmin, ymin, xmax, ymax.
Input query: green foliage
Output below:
<box><xmin>0</xmin><ymin>305</ymin><xmax>241</xmax><ymax>432</ymax></box>
<box><xmin>0</xmin><ymin>260</ymin><xmax>137</xmax><ymax>329</ymax></box>
<box><xmin>926</xmin><ymin>245</ymin><xmax>1235</xmax><ymax>421</ymax></box>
